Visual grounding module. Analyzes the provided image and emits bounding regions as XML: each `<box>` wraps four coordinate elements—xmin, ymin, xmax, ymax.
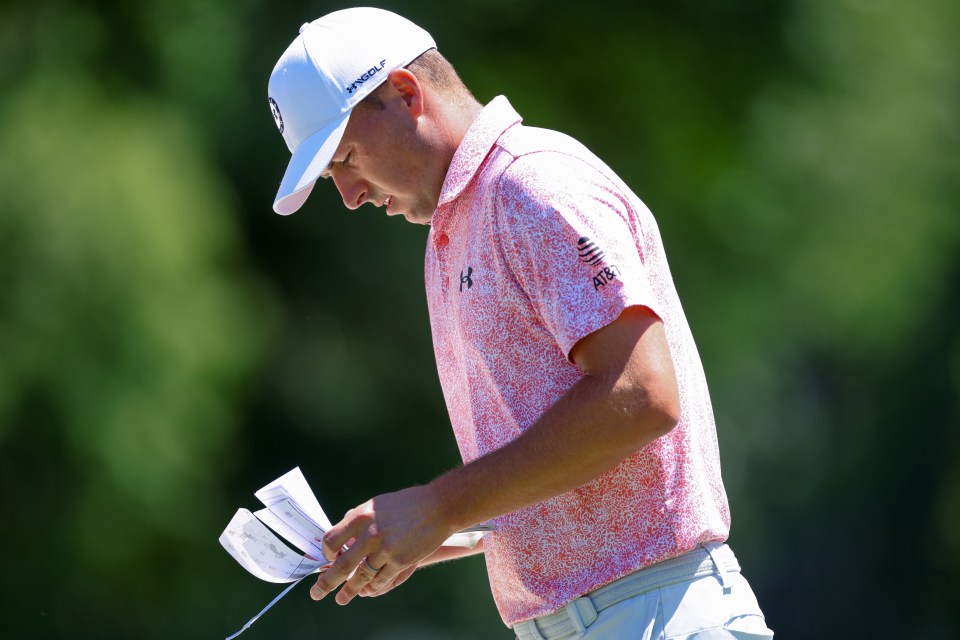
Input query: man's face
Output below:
<box><xmin>321</xmin><ymin>87</ymin><xmax>439</xmax><ymax>225</ymax></box>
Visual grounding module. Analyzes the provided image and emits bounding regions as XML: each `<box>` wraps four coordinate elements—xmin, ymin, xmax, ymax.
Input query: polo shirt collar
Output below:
<box><xmin>437</xmin><ymin>96</ymin><xmax>522</xmax><ymax>207</ymax></box>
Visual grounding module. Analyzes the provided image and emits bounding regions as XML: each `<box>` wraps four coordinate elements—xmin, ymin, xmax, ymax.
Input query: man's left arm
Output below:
<box><xmin>311</xmin><ymin>304</ymin><xmax>679</xmax><ymax>604</ymax></box>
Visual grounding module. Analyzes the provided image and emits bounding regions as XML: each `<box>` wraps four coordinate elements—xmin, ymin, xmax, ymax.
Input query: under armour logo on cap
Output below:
<box><xmin>268</xmin><ymin>98</ymin><xmax>284</xmax><ymax>134</ymax></box>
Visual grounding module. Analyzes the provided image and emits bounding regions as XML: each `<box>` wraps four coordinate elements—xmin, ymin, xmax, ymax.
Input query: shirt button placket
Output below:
<box><xmin>435</xmin><ymin>231</ymin><xmax>451</xmax><ymax>294</ymax></box>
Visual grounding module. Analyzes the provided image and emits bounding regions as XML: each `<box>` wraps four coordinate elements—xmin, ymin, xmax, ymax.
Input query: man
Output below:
<box><xmin>267</xmin><ymin>8</ymin><xmax>772</xmax><ymax>639</ymax></box>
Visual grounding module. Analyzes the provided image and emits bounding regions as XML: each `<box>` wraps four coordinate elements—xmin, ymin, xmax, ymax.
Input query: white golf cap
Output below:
<box><xmin>267</xmin><ymin>8</ymin><xmax>436</xmax><ymax>215</ymax></box>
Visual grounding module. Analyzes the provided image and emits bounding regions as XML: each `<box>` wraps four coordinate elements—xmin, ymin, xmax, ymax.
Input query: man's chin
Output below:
<box><xmin>395</xmin><ymin>208</ymin><xmax>433</xmax><ymax>225</ymax></box>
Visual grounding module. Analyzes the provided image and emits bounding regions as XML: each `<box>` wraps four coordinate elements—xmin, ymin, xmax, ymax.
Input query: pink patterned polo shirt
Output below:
<box><xmin>425</xmin><ymin>96</ymin><xmax>730</xmax><ymax>626</ymax></box>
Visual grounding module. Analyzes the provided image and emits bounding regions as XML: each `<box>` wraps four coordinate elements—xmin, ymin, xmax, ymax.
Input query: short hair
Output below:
<box><xmin>358</xmin><ymin>48</ymin><xmax>475</xmax><ymax>111</ymax></box>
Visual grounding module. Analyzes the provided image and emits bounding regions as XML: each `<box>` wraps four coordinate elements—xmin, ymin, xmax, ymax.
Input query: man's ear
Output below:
<box><xmin>384</xmin><ymin>68</ymin><xmax>424</xmax><ymax>119</ymax></box>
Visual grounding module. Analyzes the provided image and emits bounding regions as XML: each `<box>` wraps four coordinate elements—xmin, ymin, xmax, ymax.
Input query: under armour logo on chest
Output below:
<box><xmin>460</xmin><ymin>267</ymin><xmax>473</xmax><ymax>291</ymax></box>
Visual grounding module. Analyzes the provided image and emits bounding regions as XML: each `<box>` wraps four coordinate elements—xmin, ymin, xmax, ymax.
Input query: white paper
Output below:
<box><xmin>255</xmin><ymin>467</ymin><xmax>334</xmax><ymax>531</ymax></box>
<box><xmin>219</xmin><ymin>509</ymin><xmax>328</xmax><ymax>583</ymax></box>
<box><xmin>223</xmin><ymin>468</ymin><xmax>495</xmax><ymax>584</ymax></box>
<box><xmin>443</xmin><ymin>529</ymin><xmax>486</xmax><ymax>548</ymax></box>
<box><xmin>221</xmin><ymin>468</ymin><xmax>496</xmax><ymax>638</ymax></box>
<box><xmin>253</xmin><ymin>501</ymin><xmax>327</xmax><ymax>561</ymax></box>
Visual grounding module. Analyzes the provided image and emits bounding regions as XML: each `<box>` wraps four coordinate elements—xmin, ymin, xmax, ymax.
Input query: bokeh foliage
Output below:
<box><xmin>0</xmin><ymin>0</ymin><xmax>957</xmax><ymax>638</ymax></box>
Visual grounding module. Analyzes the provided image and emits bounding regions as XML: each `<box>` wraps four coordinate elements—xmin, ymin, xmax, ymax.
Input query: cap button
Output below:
<box><xmin>436</xmin><ymin>233</ymin><xmax>449</xmax><ymax>247</ymax></box>
<box><xmin>299</xmin><ymin>22</ymin><xmax>311</xmax><ymax>34</ymax></box>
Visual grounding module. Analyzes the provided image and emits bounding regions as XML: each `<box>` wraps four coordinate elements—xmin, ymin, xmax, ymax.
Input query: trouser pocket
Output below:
<box><xmin>723</xmin><ymin>613</ymin><xmax>774</xmax><ymax>639</ymax></box>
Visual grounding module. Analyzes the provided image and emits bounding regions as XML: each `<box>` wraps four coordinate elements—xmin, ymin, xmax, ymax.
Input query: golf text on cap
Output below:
<box><xmin>345</xmin><ymin>59</ymin><xmax>387</xmax><ymax>94</ymax></box>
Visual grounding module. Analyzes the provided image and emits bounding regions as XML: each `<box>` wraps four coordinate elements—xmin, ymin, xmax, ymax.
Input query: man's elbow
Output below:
<box><xmin>652</xmin><ymin>395</ymin><xmax>681</xmax><ymax>437</ymax></box>
<box><xmin>631</xmin><ymin>384</ymin><xmax>681</xmax><ymax>442</ymax></box>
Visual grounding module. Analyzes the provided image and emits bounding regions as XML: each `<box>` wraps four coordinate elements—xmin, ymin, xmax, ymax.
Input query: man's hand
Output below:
<box><xmin>357</xmin><ymin>542</ymin><xmax>487</xmax><ymax>598</ymax></box>
<box><xmin>309</xmin><ymin>484</ymin><xmax>453</xmax><ymax>605</ymax></box>
<box><xmin>358</xmin><ymin>564</ymin><xmax>419</xmax><ymax>598</ymax></box>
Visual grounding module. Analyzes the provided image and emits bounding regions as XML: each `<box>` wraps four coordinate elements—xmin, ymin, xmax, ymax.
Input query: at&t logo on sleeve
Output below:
<box><xmin>577</xmin><ymin>237</ymin><xmax>621</xmax><ymax>291</ymax></box>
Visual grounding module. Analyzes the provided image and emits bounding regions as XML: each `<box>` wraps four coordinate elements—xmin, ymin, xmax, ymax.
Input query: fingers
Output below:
<box><xmin>308</xmin><ymin>490</ymin><xmax>439</xmax><ymax>605</ymax></box>
<box><xmin>312</xmin><ymin>550</ymin><xmax>404</xmax><ymax>605</ymax></box>
<box><xmin>360</xmin><ymin>565</ymin><xmax>417</xmax><ymax>598</ymax></box>
<box><xmin>334</xmin><ymin>556</ymin><xmax>389</xmax><ymax>605</ymax></box>
<box><xmin>310</xmin><ymin>541</ymin><xmax>369</xmax><ymax>601</ymax></box>
<box><xmin>311</xmin><ymin>513</ymin><xmax>374</xmax><ymax>601</ymax></box>
<box><xmin>322</xmin><ymin>519</ymin><xmax>361</xmax><ymax>561</ymax></box>
<box><xmin>311</xmin><ymin>505</ymin><xmax>399</xmax><ymax>604</ymax></box>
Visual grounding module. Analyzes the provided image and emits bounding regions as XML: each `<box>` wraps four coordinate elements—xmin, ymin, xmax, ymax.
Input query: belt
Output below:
<box><xmin>513</xmin><ymin>543</ymin><xmax>739</xmax><ymax>640</ymax></box>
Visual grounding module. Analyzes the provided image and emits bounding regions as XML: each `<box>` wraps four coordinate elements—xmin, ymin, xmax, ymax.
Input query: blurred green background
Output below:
<box><xmin>1</xmin><ymin>0</ymin><xmax>958</xmax><ymax>638</ymax></box>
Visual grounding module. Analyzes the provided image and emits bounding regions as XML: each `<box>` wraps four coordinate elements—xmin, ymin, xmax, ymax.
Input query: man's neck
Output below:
<box><xmin>434</xmin><ymin>95</ymin><xmax>484</xmax><ymax>169</ymax></box>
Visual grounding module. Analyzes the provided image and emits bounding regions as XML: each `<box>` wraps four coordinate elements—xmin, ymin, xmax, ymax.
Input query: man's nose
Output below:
<box><xmin>332</xmin><ymin>173</ymin><xmax>368</xmax><ymax>210</ymax></box>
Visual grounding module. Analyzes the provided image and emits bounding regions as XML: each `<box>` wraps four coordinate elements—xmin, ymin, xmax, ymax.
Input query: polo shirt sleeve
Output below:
<box><xmin>493</xmin><ymin>151</ymin><xmax>661</xmax><ymax>359</ymax></box>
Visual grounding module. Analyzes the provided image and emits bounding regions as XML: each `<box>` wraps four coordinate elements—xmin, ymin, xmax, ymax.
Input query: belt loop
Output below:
<box><xmin>514</xmin><ymin>619</ymin><xmax>548</xmax><ymax>640</ymax></box>
<box><xmin>704</xmin><ymin>542</ymin><xmax>732</xmax><ymax>594</ymax></box>
<box><xmin>566</xmin><ymin>596</ymin><xmax>599</xmax><ymax>636</ymax></box>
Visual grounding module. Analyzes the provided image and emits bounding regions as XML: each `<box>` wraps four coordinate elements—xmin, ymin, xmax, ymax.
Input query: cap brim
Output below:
<box><xmin>273</xmin><ymin>113</ymin><xmax>351</xmax><ymax>215</ymax></box>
